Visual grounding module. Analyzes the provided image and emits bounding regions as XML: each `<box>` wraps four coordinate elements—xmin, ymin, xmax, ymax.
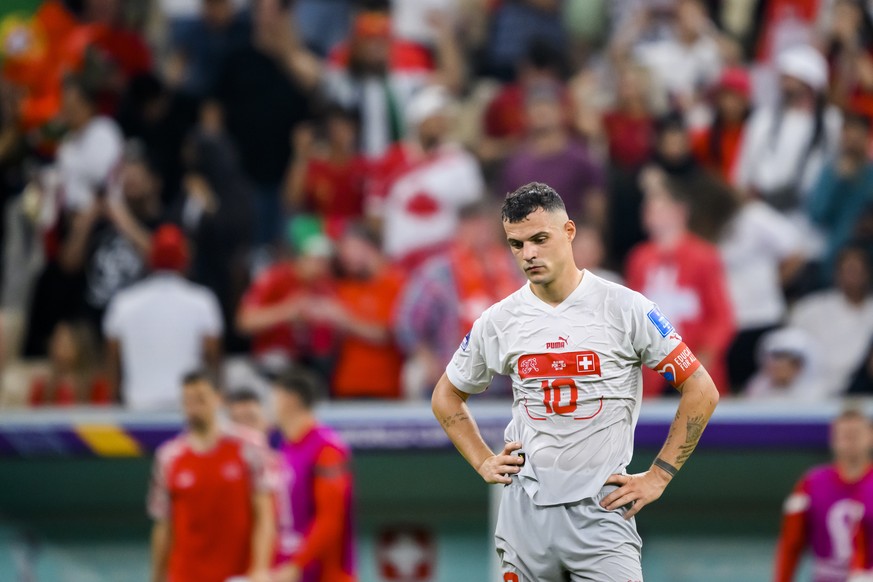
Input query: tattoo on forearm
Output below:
<box><xmin>663</xmin><ymin>409</ymin><xmax>681</xmax><ymax>448</ymax></box>
<box><xmin>676</xmin><ymin>414</ymin><xmax>706</xmax><ymax>465</ymax></box>
<box><xmin>440</xmin><ymin>412</ymin><xmax>469</xmax><ymax>429</ymax></box>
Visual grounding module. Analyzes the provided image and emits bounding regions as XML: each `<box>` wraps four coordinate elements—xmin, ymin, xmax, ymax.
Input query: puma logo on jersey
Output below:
<box><xmin>545</xmin><ymin>335</ymin><xmax>570</xmax><ymax>349</ymax></box>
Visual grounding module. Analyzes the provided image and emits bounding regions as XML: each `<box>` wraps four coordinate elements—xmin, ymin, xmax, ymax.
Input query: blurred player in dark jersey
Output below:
<box><xmin>270</xmin><ymin>369</ymin><xmax>356</xmax><ymax>582</ymax></box>
<box><xmin>776</xmin><ymin>409</ymin><xmax>873</xmax><ymax>582</ymax></box>
<box><xmin>148</xmin><ymin>371</ymin><xmax>275</xmax><ymax>582</ymax></box>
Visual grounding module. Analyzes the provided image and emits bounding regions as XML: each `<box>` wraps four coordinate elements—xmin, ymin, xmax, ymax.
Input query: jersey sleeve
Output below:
<box><xmin>445</xmin><ymin>314</ymin><xmax>496</xmax><ymax>394</ymax></box>
<box><xmin>631</xmin><ymin>295</ymin><xmax>701</xmax><ymax>388</ymax></box>
<box><xmin>774</xmin><ymin>476</ymin><xmax>811</xmax><ymax>582</ymax></box>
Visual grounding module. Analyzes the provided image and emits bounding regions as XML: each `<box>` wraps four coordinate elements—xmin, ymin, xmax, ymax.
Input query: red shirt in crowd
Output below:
<box><xmin>148</xmin><ymin>428</ymin><xmax>270</xmax><ymax>582</ymax></box>
<box><xmin>602</xmin><ymin>110</ymin><xmax>654</xmax><ymax>169</ymax></box>
<box><xmin>691</xmin><ymin>122</ymin><xmax>746</xmax><ymax>185</ymax></box>
<box><xmin>333</xmin><ymin>268</ymin><xmax>406</xmax><ymax>399</ymax></box>
<box><xmin>303</xmin><ymin>157</ymin><xmax>368</xmax><ymax>221</ymax></box>
<box><xmin>625</xmin><ymin>233</ymin><xmax>735</xmax><ymax>396</ymax></box>
<box><xmin>239</xmin><ymin>263</ymin><xmax>336</xmax><ymax>362</ymax></box>
<box><xmin>483</xmin><ymin>85</ymin><xmax>527</xmax><ymax>140</ymax></box>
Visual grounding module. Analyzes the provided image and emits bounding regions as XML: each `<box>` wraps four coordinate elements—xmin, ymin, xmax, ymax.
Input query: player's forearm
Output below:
<box><xmin>432</xmin><ymin>374</ymin><xmax>494</xmax><ymax>472</ymax></box>
<box><xmin>651</xmin><ymin>367</ymin><xmax>719</xmax><ymax>478</ymax></box>
<box><xmin>150</xmin><ymin>521</ymin><xmax>171</xmax><ymax>582</ymax></box>
<box><xmin>250</xmin><ymin>493</ymin><xmax>275</xmax><ymax>574</ymax></box>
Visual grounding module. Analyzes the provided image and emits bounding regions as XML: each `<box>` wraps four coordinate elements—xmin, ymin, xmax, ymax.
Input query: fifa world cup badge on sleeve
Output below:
<box><xmin>647</xmin><ymin>307</ymin><xmax>675</xmax><ymax>338</ymax></box>
<box><xmin>460</xmin><ymin>331</ymin><xmax>471</xmax><ymax>351</ymax></box>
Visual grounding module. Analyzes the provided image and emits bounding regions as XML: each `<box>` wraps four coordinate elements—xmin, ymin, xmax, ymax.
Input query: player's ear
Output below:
<box><xmin>565</xmin><ymin>219</ymin><xmax>576</xmax><ymax>242</ymax></box>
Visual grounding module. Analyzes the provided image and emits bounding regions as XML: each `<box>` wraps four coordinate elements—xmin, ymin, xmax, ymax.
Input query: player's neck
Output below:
<box><xmin>836</xmin><ymin>458</ymin><xmax>872</xmax><ymax>482</ymax></box>
<box><xmin>531</xmin><ymin>268</ymin><xmax>584</xmax><ymax>307</ymax></box>
<box><xmin>282</xmin><ymin>413</ymin><xmax>317</xmax><ymax>443</ymax></box>
<box><xmin>188</xmin><ymin>421</ymin><xmax>221</xmax><ymax>452</ymax></box>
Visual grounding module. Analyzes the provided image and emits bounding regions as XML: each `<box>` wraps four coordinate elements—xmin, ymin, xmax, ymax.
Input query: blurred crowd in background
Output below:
<box><xmin>1</xmin><ymin>0</ymin><xmax>873</xmax><ymax>409</ymax></box>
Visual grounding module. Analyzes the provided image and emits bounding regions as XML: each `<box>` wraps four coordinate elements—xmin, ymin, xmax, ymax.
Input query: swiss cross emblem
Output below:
<box><xmin>577</xmin><ymin>354</ymin><xmax>595</xmax><ymax>372</ymax></box>
<box><xmin>552</xmin><ymin>361</ymin><xmax>566</xmax><ymax>371</ymax></box>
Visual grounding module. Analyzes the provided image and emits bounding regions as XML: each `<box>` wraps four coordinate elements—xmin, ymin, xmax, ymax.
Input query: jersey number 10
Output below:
<box><xmin>540</xmin><ymin>379</ymin><xmax>578</xmax><ymax>414</ymax></box>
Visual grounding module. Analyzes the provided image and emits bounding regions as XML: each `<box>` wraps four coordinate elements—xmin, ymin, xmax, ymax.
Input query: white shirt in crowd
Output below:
<box><xmin>448</xmin><ymin>272</ymin><xmax>696</xmax><ymax>505</ymax></box>
<box><xmin>57</xmin><ymin>116</ymin><xmax>123</xmax><ymax>211</ymax></box>
<box><xmin>634</xmin><ymin>33</ymin><xmax>722</xmax><ymax>103</ymax></box>
<box><xmin>381</xmin><ymin>144</ymin><xmax>483</xmax><ymax>260</ymax></box>
<box><xmin>103</xmin><ymin>273</ymin><xmax>224</xmax><ymax>410</ymax></box>
<box><xmin>789</xmin><ymin>291</ymin><xmax>873</xmax><ymax>396</ymax></box>
<box><xmin>736</xmin><ymin>106</ymin><xmax>841</xmax><ymax>200</ymax></box>
<box><xmin>719</xmin><ymin>201</ymin><xmax>802</xmax><ymax>330</ymax></box>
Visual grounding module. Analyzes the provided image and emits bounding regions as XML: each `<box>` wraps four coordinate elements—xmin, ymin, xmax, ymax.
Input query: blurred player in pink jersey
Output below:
<box><xmin>776</xmin><ymin>409</ymin><xmax>873</xmax><ymax>582</ymax></box>
<box><xmin>432</xmin><ymin>182</ymin><xmax>720</xmax><ymax>581</ymax></box>
<box><xmin>269</xmin><ymin>369</ymin><xmax>356</xmax><ymax>582</ymax></box>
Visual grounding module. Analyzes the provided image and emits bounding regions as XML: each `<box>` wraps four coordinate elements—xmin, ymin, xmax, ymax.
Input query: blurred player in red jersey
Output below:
<box><xmin>270</xmin><ymin>369</ymin><xmax>356</xmax><ymax>582</ymax></box>
<box><xmin>148</xmin><ymin>371</ymin><xmax>275</xmax><ymax>582</ymax></box>
<box><xmin>776</xmin><ymin>409</ymin><xmax>873</xmax><ymax>582</ymax></box>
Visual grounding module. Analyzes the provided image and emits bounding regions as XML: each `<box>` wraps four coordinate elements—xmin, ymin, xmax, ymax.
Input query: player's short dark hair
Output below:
<box><xmin>181</xmin><ymin>369</ymin><xmax>216</xmax><ymax>389</ymax></box>
<box><xmin>501</xmin><ymin>182</ymin><xmax>566</xmax><ymax>223</ymax></box>
<box><xmin>835</xmin><ymin>406</ymin><xmax>871</xmax><ymax>424</ymax></box>
<box><xmin>272</xmin><ymin>368</ymin><xmax>319</xmax><ymax>409</ymax></box>
<box><xmin>225</xmin><ymin>387</ymin><xmax>262</xmax><ymax>404</ymax></box>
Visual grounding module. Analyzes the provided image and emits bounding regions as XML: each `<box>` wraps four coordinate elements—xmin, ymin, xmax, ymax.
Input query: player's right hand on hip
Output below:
<box><xmin>477</xmin><ymin>442</ymin><xmax>524</xmax><ymax>485</ymax></box>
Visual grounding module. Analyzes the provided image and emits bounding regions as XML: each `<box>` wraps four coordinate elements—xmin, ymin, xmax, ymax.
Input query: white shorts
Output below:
<box><xmin>495</xmin><ymin>480</ymin><xmax>643</xmax><ymax>582</ymax></box>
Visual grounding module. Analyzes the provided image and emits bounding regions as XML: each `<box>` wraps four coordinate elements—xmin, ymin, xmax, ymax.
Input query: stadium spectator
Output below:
<box><xmin>148</xmin><ymin>371</ymin><xmax>274</xmax><ymax>582</ymax></box>
<box><xmin>602</xmin><ymin>63</ymin><xmax>658</xmax><ymax>265</ymax></box>
<box><xmin>626</xmin><ymin>168</ymin><xmax>735</xmax><ymax>396</ymax></box>
<box><xmin>115</xmin><ymin>73</ymin><xmax>199</xmax><ymax>207</ymax></box>
<box><xmin>270</xmin><ymin>368</ymin><xmax>356</xmax><ymax>581</ymax></box>
<box><xmin>176</xmin><ymin>129</ymin><xmax>254</xmax><ymax>352</ymax></box>
<box><xmin>396</xmin><ymin>202</ymin><xmax>520</xmax><ymax>397</ymax></box>
<box><xmin>392</xmin><ymin>0</ymin><xmax>462</xmax><ymax>49</ymax></box>
<box><xmin>324</xmin><ymin>8</ymin><xmax>463</xmax><ymax>159</ymax></box>
<box><xmin>236</xmin><ymin>232</ymin><xmax>337</xmax><ymax>379</ymax></box>
<box><xmin>480</xmin><ymin>38</ymin><xmax>567</xmax><ymax>163</ymax></box>
<box><xmin>104</xmin><ymin>225</ymin><xmax>224</xmax><ymax>409</ymax></box>
<box><xmin>774</xmin><ymin>409</ymin><xmax>873</xmax><ymax>582</ymax></box>
<box><xmin>210</xmin><ymin>0</ymin><xmax>319</xmax><ymax>249</ymax></box>
<box><xmin>808</xmin><ymin>113</ymin><xmax>873</xmax><ymax>284</ymax></box>
<box><xmin>824</xmin><ymin>0</ymin><xmax>873</xmax><ymax>118</ymax></box>
<box><xmin>691</xmin><ymin>67</ymin><xmax>752</xmax><ymax>185</ymax></box>
<box><xmin>720</xmin><ymin>190</ymin><xmax>806</xmax><ymax>390</ymax></box>
<box><xmin>369</xmin><ymin>85</ymin><xmax>484</xmax><ymax>269</ymax></box>
<box><xmin>745</xmin><ymin>327</ymin><xmax>820</xmax><ymax>400</ymax></box>
<box><xmin>28</xmin><ymin>320</ymin><xmax>109</xmax><ymax>406</ymax></box>
<box><xmin>284</xmin><ymin>106</ymin><xmax>367</xmax><ymax>233</ymax></box>
<box><xmin>498</xmin><ymin>80</ymin><xmax>605</xmax><ymax>226</ymax></box>
<box><xmin>21</xmin><ymin>74</ymin><xmax>125</xmax><ymax>356</ymax></box>
<box><xmin>789</xmin><ymin>245</ymin><xmax>873</xmax><ymax>396</ymax></box>
<box><xmin>736</xmin><ymin>44</ymin><xmax>841</xmax><ymax>215</ymax></box>
<box><xmin>327</xmin><ymin>225</ymin><xmax>405</xmax><ymax>400</ymax></box>
<box><xmin>168</xmin><ymin>0</ymin><xmax>251</xmax><ymax>99</ymax></box>
<box><xmin>847</xmin><ymin>338</ymin><xmax>873</xmax><ymax>394</ymax></box>
<box><xmin>616</xmin><ymin>0</ymin><xmax>723</xmax><ymax>111</ymax></box>
<box><xmin>63</xmin><ymin>146</ymin><xmax>163</xmax><ymax>330</ymax></box>
<box><xmin>482</xmin><ymin>0</ymin><xmax>566</xmax><ymax>82</ymax></box>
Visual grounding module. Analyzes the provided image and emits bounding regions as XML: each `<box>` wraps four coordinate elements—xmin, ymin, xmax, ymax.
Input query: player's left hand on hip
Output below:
<box><xmin>600</xmin><ymin>471</ymin><xmax>669</xmax><ymax>519</ymax></box>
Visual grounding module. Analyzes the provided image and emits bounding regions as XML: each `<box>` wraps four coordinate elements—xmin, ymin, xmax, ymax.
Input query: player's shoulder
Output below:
<box><xmin>587</xmin><ymin>272</ymin><xmax>648</xmax><ymax>311</ymax></box>
<box><xmin>155</xmin><ymin>434</ymin><xmax>190</xmax><ymax>466</ymax></box>
<box><xmin>478</xmin><ymin>283</ymin><xmax>529</xmax><ymax>324</ymax></box>
<box><xmin>803</xmin><ymin>463</ymin><xmax>839</xmax><ymax>485</ymax></box>
<box><xmin>225</xmin><ymin>424</ymin><xmax>269</xmax><ymax>449</ymax></box>
<box><xmin>313</xmin><ymin>424</ymin><xmax>351</xmax><ymax>458</ymax></box>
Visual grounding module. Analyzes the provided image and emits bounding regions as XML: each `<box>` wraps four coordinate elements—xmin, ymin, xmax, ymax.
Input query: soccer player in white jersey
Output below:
<box><xmin>432</xmin><ymin>182</ymin><xmax>720</xmax><ymax>581</ymax></box>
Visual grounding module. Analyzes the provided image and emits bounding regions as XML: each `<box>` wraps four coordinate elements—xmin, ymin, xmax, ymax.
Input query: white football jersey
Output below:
<box><xmin>446</xmin><ymin>271</ymin><xmax>699</xmax><ymax>506</ymax></box>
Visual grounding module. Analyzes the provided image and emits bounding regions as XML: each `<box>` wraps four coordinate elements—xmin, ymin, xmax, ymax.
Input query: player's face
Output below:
<box><xmin>830</xmin><ymin>416</ymin><xmax>873</xmax><ymax>463</ymax></box>
<box><xmin>504</xmin><ymin>208</ymin><xmax>575</xmax><ymax>287</ymax></box>
<box><xmin>228</xmin><ymin>400</ymin><xmax>268</xmax><ymax>433</ymax></box>
<box><xmin>182</xmin><ymin>380</ymin><xmax>221</xmax><ymax>432</ymax></box>
<box><xmin>272</xmin><ymin>386</ymin><xmax>304</xmax><ymax>425</ymax></box>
